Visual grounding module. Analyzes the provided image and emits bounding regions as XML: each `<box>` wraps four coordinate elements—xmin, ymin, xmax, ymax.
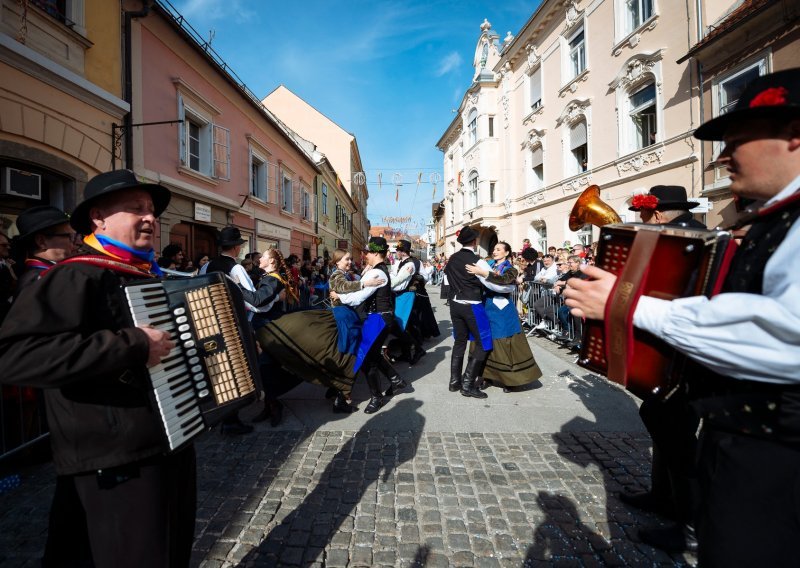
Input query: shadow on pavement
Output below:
<box><xmin>233</xmin><ymin>398</ymin><xmax>424</xmax><ymax>566</ymax></box>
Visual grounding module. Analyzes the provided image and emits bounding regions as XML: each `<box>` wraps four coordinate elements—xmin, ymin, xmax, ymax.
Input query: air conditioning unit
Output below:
<box><xmin>2</xmin><ymin>168</ymin><xmax>42</xmax><ymax>199</ymax></box>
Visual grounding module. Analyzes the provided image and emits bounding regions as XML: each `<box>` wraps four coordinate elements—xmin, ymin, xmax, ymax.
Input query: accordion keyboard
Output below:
<box><xmin>125</xmin><ymin>282</ymin><xmax>207</xmax><ymax>450</ymax></box>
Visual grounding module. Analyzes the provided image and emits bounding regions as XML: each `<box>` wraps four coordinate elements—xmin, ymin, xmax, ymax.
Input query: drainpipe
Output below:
<box><xmin>123</xmin><ymin>1</ymin><xmax>152</xmax><ymax>170</ymax></box>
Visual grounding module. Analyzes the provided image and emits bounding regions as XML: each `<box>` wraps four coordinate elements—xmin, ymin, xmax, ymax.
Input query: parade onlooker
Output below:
<box><xmin>0</xmin><ymin>231</ymin><xmax>17</xmax><ymax>324</ymax></box>
<box><xmin>10</xmin><ymin>206</ymin><xmax>77</xmax><ymax>290</ymax></box>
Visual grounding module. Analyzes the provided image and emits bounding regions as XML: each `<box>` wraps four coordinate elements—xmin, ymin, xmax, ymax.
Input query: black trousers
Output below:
<box><xmin>697</xmin><ymin>428</ymin><xmax>800</xmax><ymax>566</ymax></box>
<box><xmin>639</xmin><ymin>388</ymin><xmax>699</xmax><ymax>522</ymax></box>
<box><xmin>46</xmin><ymin>447</ymin><xmax>197</xmax><ymax>568</ymax></box>
<box><xmin>449</xmin><ymin>301</ymin><xmax>488</xmax><ymax>362</ymax></box>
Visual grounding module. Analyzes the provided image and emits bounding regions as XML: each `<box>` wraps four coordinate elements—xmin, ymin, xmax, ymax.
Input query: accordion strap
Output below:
<box><xmin>605</xmin><ymin>230</ymin><xmax>660</xmax><ymax>383</ymax></box>
<box><xmin>49</xmin><ymin>255</ymin><xmax>153</xmax><ymax>278</ymax></box>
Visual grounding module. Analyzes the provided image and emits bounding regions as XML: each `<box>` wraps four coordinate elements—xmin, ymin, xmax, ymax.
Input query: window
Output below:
<box><xmin>629</xmin><ymin>82</ymin><xmax>656</xmax><ymax>150</ymax></box>
<box><xmin>717</xmin><ymin>61</ymin><xmax>765</xmax><ymax>116</ymax></box>
<box><xmin>489</xmin><ymin>182</ymin><xmax>496</xmax><ymax>203</ymax></box>
<box><xmin>488</xmin><ymin>117</ymin><xmax>494</xmax><ymax>137</ymax></box>
<box><xmin>530</xmin><ymin>67</ymin><xmax>542</xmax><ymax>110</ymax></box>
<box><xmin>281</xmin><ymin>171</ymin><xmax>293</xmax><ymax>212</ymax></box>
<box><xmin>301</xmin><ymin>189</ymin><xmax>310</xmax><ymax>220</ymax></box>
<box><xmin>467</xmin><ymin>172</ymin><xmax>478</xmax><ymax>210</ymax></box>
<box><xmin>178</xmin><ymin>95</ymin><xmax>229</xmax><ymax>179</ymax></box>
<box><xmin>335</xmin><ymin>198</ymin><xmax>341</xmax><ymax>225</ymax></box>
<box><xmin>568</xmin><ymin>27</ymin><xmax>586</xmax><ymax>79</ymax></box>
<box><xmin>570</xmin><ymin>121</ymin><xmax>588</xmax><ymax>174</ymax></box>
<box><xmin>468</xmin><ymin>108</ymin><xmax>478</xmax><ymax>146</ymax></box>
<box><xmin>250</xmin><ymin>152</ymin><xmax>268</xmax><ymax>201</ymax></box>
<box><xmin>531</xmin><ymin>146</ymin><xmax>544</xmax><ymax>190</ymax></box>
<box><xmin>626</xmin><ymin>0</ymin><xmax>654</xmax><ymax>33</ymax></box>
<box><xmin>321</xmin><ymin>183</ymin><xmax>328</xmax><ymax>215</ymax></box>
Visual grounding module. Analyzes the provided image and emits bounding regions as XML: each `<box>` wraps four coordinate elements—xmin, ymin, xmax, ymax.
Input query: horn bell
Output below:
<box><xmin>569</xmin><ymin>185</ymin><xmax>622</xmax><ymax>232</ymax></box>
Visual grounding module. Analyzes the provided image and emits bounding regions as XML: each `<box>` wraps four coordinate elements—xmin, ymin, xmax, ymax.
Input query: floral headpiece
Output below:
<box><xmin>749</xmin><ymin>87</ymin><xmax>788</xmax><ymax>108</ymax></box>
<box><xmin>366</xmin><ymin>241</ymin><xmax>386</xmax><ymax>253</ymax></box>
<box><xmin>632</xmin><ymin>194</ymin><xmax>659</xmax><ymax>210</ymax></box>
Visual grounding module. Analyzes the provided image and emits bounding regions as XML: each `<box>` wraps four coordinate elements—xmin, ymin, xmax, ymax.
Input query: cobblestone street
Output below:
<box><xmin>1</xmin><ymin>297</ymin><xmax>696</xmax><ymax>567</ymax></box>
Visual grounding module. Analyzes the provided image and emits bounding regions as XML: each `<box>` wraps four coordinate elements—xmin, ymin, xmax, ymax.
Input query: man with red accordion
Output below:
<box><xmin>564</xmin><ymin>69</ymin><xmax>800</xmax><ymax>565</ymax></box>
<box><xmin>0</xmin><ymin>170</ymin><xmax>192</xmax><ymax>567</ymax></box>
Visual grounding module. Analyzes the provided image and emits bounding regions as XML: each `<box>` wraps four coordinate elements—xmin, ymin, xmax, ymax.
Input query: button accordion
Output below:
<box><xmin>123</xmin><ymin>272</ymin><xmax>259</xmax><ymax>451</ymax></box>
<box><xmin>577</xmin><ymin>223</ymin><xmax>736</xmax><ymax>398</ymax></box>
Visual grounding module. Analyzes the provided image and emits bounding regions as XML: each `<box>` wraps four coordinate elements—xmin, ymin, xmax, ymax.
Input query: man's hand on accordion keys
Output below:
<box><xmin>562</xmin><ymin>265</ymin><xmax>617</xmax><ymax>320</ymax></box>
<box><xmin>139</xmin><ymin>325</ymin><xmax>176</xmax><ymax>368</ymax></box>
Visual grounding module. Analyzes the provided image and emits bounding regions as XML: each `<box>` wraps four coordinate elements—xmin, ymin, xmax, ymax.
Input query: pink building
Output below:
<box><xmin>128</xmin><ymin>4</ymin><xmax>319</xmax><ymax>261</ymax></box>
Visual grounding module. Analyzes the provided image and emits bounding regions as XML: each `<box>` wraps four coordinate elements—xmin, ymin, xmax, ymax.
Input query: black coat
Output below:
<box><xmin>0</xmin><ymin>253</ymin><xmax>163</xmax><ymax>475</ymax></box>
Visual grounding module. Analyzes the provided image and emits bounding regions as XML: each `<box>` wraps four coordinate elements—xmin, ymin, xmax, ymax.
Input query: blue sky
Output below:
<box><xmin>173</xmin><ymin>0</ymin><xmax>537</xmax><ymax>235</ymax></box>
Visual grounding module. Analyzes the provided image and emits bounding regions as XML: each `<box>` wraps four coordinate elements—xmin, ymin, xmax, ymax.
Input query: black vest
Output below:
<box><xmin>723</xmin><ymin>199</ymin><xmax>800</xmax><ymax>294</ymax></box>
<box><xmin>359</xmin><ymin>263</ymin><xmax>394</xmax><ymax>325</ymax></box>
<box><xmin>206</xmin><ymin>255</ymin><xmax>237</xmax><ymax>276</ymax></box>
<box><xmin>444</xmin><ymin>248</ymin><xmax>483</xmax><ymax>302</ymax></box>
<box><xmin>398</xmin><ymin>256</ymin><xmax>425</xmax><ymax>293</ymax></box>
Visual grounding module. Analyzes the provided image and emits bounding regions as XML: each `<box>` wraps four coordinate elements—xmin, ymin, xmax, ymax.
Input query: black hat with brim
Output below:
<box><xmin>16</xmin><ymin>206</ymin><xmax>71</xmax><ymax>241</ymax></box>
<box><xmin>70</xmin><ymin>169</ymin><xmax>171</xmax><ymax>234</ymax></box>
<box><xmin>629</xmin><ymin>185</ymin><xmax>699</xmax><ymax>211</ymax></box>
<box><xmin>456</xmin><ymin>225</ymin><xmax>479</xmax><ymax>244</ymax></box>
<box><xmin>694</xmin><ymin>68</ymin><xmax>800</xmax><ymax>140</ymax></box>
<box><xmin>218</xmin><ymin>226</ymin><xmax>247</xmax><ymax>247</ymax></box>
<box><xmin>365</xmin><ymin>236</ymin><xmax>389</xmax><ymax>253</ymax></box>
<box><xmin>396</xmin><ymin>239</ymin><xmax>412</xmax><ymax>252</ymax></box>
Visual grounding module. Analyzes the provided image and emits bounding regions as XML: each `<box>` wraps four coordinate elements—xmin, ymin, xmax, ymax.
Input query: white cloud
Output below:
<box><xmin>436</xmin><ymin>52</ymin><xmax>462</xmax><ymax>77</ymax></box>
<box><xmin>177</xmin><ymin>0</ymin><xmax>255</xmax><ymax>24</ymax></box>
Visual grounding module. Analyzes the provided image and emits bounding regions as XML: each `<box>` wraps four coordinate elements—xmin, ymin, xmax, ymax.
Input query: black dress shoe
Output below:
<box><xmin>384</xmin><ymin>376</ymin><xmax>408</xmax><ymax>397</ymax></box>
<box><xmin>332</xmin><ymin>393</ymin><xmax>358</xmax><ymax>413</ymax></box>
<box><xmin>618</xmin><ymin>490</ymin><xmax>674</xmax><ymax>517</ymax></box>
<box><xmin>363</xmin><ymin>395</ymin><xmax>384</xmax><ymax>414</ymax></box>
<box><xmin>409</xmin><ymin>348</ymin><xmax>426</xmax><ymax>366</ymax></box>
<box><xmin>324</xmin><ymin>387</ymin><xmax>338</xmax><ymax>399</ymax></box>
<box><xmin>639</xmin><ymin>523</ymin><xmax>698</xmax><ymax>553</ymax></box>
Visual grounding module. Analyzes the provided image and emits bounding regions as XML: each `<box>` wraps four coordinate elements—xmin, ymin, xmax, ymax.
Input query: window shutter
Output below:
<box><xmin>213</xmin><ymin>125</ymin><xmax>231</xmax><ymax>180</ymax></box>
<box><xmin>531</xmin><ymin>147</ymin><xmax>543</xmax><ymax>168</ymax></box>
<box><xmin>177</xmin><ymin>94</ymin><xmax>186</xmax><ymax>165</ymax></box>
<box><xmin>570</xmin><ymin>121</ymin><xmax>587</xmax><ymax>150</ymax></box>
<box><xmin>248</xmin><ymin>151</ymin><xmax>254</xmax><ymax>196</ymax></box>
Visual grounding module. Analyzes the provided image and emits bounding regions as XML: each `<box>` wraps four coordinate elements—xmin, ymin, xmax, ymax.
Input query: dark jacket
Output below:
<box><xmin>667</xmin><ymin>212</ymin><xmax>707</xmax><ymax>230</ymax></box>
<box><xmin>0</xmin><ymin>251</ymin><xmax>162</xmax><ymax>475</ymax></box>
<box><xmin>444</xmin><ymin>247</ymin><xmax>483</xmax><ymax>302</ymax></box>
<box><xmin>238</xmin><ymin>273</ymin><xmax>285</xmax><ymax>322</ymax></box>
<box><xmin>358</xmin><ymin>263</ymin><xmax>394</xmax><ymax>326</ymax></box>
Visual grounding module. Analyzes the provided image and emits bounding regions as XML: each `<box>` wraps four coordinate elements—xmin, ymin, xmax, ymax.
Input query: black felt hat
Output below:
<box><xmin>70</xmin><ymin>169</ymin><xmax>171</xmax><ymax>234</ymax></box>
<box><xmin>694</xmin><ymin>68</ymin><xmax>800</xmax><ymax>140</ymax></box>
<box><xmin>629</xmin><ymin>185</ymin><xmax>699</xmax><ymax>212</ymax></box>
<box><xmin>396</xmin><ymin>239</ymin><xmax>412</xmax><ymax>253</ymax></box>
<box><xmin>15</xmin><ymin>206</ymin><xmax>71</xmax><ymax>241</ymax></box>
<box><xmin>218</xmin><ymin>226</ymin><xmax>246</xmax><ymax>247</ymax></box>
<box><xmin>456</xmin><ymin>225</ymin><xmax>479</xmax><ymax>244</ymax></box>
<box><xmin>364</xmin><ymin>236</ymin><xmax>389</xmax><ymax>253</ymax></box>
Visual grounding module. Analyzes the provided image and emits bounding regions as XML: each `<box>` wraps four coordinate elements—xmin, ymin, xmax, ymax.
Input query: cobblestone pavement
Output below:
<box><xmin>0</xmin><ymin>297</ymin><xmax>697</xmax><ymax>567</ymax></box>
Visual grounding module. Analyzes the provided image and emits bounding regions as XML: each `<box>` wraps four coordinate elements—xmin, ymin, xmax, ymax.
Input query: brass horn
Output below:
<box><xmin>568</xmin><ymin>185</ymin><xmax>622</xmax><ymax>231</ymax></box>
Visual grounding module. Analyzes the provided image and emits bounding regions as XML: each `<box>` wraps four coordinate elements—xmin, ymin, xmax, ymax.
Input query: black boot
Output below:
<box><xmin>378</xmin><ymin>356</ymin><xmax>406</xmax><ymax>397</ymax></box>
<box><xmin>461</xmin><ymin>358</ymin><xmax>488</xmax><ymax>399</ymax></box>
<box><xmin>449</xmin><ymin>356</ymin><xmax>464</xmax><ymax>392</ymax></box>
<box><xmin>363</xmin><ymin>368</ymin><xmax>385</xmax><ymax>414</ymax></box>
<box><xmin>251</xmin><ymin>400</ymin><xmax>272</xmax><ymax>423</ymax></box>
<box><xmin>333</xmin><ymin>392</ymin><xmax>358</xmax><ymax>413</ymax></box>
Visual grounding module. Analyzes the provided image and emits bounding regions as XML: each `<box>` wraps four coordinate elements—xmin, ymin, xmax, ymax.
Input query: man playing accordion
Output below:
<box><xmin>564</xmin><ymin>69</ymin><xmax>800</xmax><ymax>565</ymax></box>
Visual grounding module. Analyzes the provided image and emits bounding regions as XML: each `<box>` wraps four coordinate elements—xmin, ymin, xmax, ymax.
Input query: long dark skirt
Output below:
<box><xmin>472</xmin><ymin>333</ymin><xmax>542</xmax><ymax>388</ymax></box>
<box><xmin>256</xmin><ymin>310</ymin><xmax>356</xmax><ymax>397</ymax></box>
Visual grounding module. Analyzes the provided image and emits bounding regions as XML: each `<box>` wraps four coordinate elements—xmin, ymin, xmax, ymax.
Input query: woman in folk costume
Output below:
<box><xmin>237</xmin><ymin>248</ymin><xmax>298</xmax><ymax>426</ymax></box>
<box><xmin>327</xmin><ymin>249</ymin><xmax>406</xmax><ymax>398</ymax></box>
<box><xmin>466</xmin><ymin>241</ymin><xmax>543</xmax><ymax>392</ymax></box>
<box><xmin>254</xmin><ymin>244</ymin><xmax>388</xmax><ymax>413</ymax></box>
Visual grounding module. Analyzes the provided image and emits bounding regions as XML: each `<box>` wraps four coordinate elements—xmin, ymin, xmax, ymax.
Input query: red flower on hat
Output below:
<box><xmin>456</xmin><ymin>230</ymin><xmax>461</xmax><ymax>237</ymax></box>
<box><xmin>632</xmin><ymin>194</ymin><xmax>659</xmax><ymax>210</ymax></box>
<box><xmin>749</xmin><ymin>87</ymin><xmax>788</xmax><ymax>108</ymax></box>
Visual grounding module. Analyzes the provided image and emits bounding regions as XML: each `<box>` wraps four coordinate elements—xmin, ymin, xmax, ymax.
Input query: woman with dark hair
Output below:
<box><xmin>466</xmin><ymin>241</ymin><xmax>542</xmax><ymax>392</ymax></box>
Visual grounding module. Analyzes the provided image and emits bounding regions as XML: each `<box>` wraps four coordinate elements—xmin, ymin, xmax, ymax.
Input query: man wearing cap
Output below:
<box><xmin>10</xmin><ymin>205</ymin><xmax>77</xmax><ymax>290</ymax></box>
<box><xmin>206</xmin><ymin>226</ymin><xmax>256</xmax><ymax>436</ymax></box>
<box><xmin>0</xmin><ymin>169</ymin><xmax>194</xmax><ymax>567</ymax></box>
<box><xmin>629</xmin><ymin>185</ymin><xmax>706</xmax><ymax>229</ymax></box>
<box><xmin>444</xmin><ymin>226</ymin><xmax>492</xmax><ymax>398</ymax></box>
<box><xmin>564</xmin><ymin>68</ymin><xmax>800</xmax><ymax>564</ymax></box>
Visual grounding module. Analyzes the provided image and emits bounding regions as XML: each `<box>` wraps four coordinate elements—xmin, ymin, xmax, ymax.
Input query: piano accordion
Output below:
<box><xmin>577</xmin><ymin>223</ymin><xmax>736</xmax><ymax>398</ymax></box>
<box><xmin>123</xmin><ymin>272</ymin><xmax>259</xmax><ymax>451</ymax></box>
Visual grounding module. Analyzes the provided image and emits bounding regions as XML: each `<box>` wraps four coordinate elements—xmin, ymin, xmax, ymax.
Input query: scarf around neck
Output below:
<box><xmin>83</xmin><ymin>233</ymin><xmax>162</xmax><ymax>276</ymax></box>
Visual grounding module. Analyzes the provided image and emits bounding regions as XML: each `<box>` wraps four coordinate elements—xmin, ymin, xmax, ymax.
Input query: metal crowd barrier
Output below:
<box><xmin>518</xmin><ymin>281</ymin><xmax>583</xmax><ymax>347</ymax></box>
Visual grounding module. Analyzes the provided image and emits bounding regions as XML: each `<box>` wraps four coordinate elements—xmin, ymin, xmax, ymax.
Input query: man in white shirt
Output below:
<box><xmin>564</xmin><ymin>68</ymin><xmax>800</xmax><ymax>565</ymax></box>
<box><xmin>533</xmin><ymin>254</ymin><xmax>558</xmax><ymax>285</ymax></box>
